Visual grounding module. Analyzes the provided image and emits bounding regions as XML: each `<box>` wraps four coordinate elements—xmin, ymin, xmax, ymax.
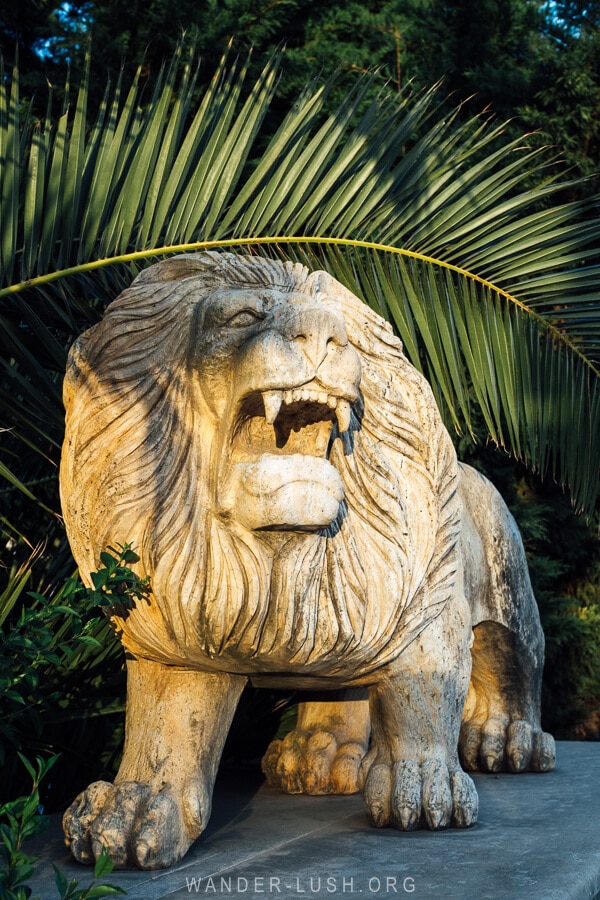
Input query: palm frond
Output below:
<box><xmin>1</xmin><ymin>46</ymin><xmax>600</xmax><ymax>515</ymax></box>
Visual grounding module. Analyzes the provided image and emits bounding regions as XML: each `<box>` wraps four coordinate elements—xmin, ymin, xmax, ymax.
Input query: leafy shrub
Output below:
<box><xmin>0</xmin><ymin>549</ymin><xmax>145</xmax><ymax>804</ymax></box>
<box><xmin>0</xmin><ymin>754</ymin><xmax>126</xmax><ymax>899</ymax></box>
<box><xmin>462</xmin><ymin>442</ymin><xmax>600</xmax><ymax>739</ymax></box>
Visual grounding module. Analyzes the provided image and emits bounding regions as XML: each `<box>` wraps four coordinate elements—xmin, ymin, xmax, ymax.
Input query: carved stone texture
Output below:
<box><xmin>60</xmin><ymin>252</ymin><xmax>555</xmax><ymax>870</ymax></box>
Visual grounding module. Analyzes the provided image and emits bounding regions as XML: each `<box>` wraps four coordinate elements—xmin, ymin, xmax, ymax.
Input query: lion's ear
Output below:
<box><xmin>133</xmin><ymin>255</ymin><xmax>215</xmax><ymax>286</ymax></box>
<box><xmin>63</xmin><ymin>333</ymin><xmax>93</xmax><ymax>412</ymax></box>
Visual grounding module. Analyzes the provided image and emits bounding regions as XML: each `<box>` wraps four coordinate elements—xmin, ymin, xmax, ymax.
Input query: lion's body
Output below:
<box><xmin>60</xmin><ymin>254</ymin><xmax>554</xmax><ymax>870</ymax></box>
<box><xmin>61</xmin><ymin>254</ymin><xmax>460</xmax><ymax>683</ymax></box>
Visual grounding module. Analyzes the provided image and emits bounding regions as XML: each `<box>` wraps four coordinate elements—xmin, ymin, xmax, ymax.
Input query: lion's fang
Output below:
<box><xmin>336</xmin><ymin>399</ymin><xmax>352</xmax><ymax>433</ymax></box>
<box><xmin>263</xmin><ymin>390</ymin><xmax>283</xmax><ymax>425</ymax></box>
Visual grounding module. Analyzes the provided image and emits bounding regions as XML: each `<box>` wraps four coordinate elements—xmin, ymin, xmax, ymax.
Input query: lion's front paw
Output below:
<box><xmin>459</xmin><ymin>718</ymin><xmax>555</xmax><ymax>773</ymax></box>
<box><xmin>359</xmin><ymin>757</ymin><xmax>478</xmax><ymax>831</ymax></box>
<box><xmin>63</xmin><ymin>779</ymin><xmax>206</xmax><ymax>869</ymax></box>
<box><xmin>262</xmin><ymin>729</ymin><xmax>365</xmax><ymax>795</ymax></box>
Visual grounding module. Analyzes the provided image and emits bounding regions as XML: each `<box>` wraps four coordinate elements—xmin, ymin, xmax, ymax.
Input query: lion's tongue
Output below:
<box><xmin>220</xmin><ymin>453</ymin><xmax>344</xmax><ymax>531</ymax></box>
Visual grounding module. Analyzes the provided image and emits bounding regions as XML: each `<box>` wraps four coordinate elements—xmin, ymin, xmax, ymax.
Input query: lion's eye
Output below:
<box><xmin>226</xmin><ymin>309</ymin><xmax>265</xmax><ymax>327</ymax></box>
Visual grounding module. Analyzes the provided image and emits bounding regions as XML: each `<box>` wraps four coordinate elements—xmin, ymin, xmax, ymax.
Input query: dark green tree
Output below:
<box><xmin>520</xmin><ymin>1</ymin><xmax>600</xmax><ymax>185</ymax></box>
<box><xmin>5</xmin><ymin>0</ymin><xmax>600</xmax><ymax>187</ymax></box>
<box><xmin>0</xmin><ymin>2</ymin><xmax>555</xmax><ymax>114</ymax></box>
<box><xmin>0</xmin><ymin>0</ymin><xmax>91</xmax><ymax>102</ymax></box>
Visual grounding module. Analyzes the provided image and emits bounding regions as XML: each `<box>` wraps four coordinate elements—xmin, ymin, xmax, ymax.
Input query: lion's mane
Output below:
<box><xmin>60</xmin><ymin>253</ymin><xmax>461</xmax><ymax>679</ymax></box>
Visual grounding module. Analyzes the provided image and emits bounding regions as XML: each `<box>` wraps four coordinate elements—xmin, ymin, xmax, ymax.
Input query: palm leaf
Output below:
<box><xmin>1</xmin><ymin>46</ymin><xmax>599</xmax><ymax>520</ymax></box>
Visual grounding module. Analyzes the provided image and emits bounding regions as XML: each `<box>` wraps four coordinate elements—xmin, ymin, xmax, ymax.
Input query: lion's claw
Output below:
<box><xmin>63</xmin><ymin>780</ymin><xmax>202</xmax><ymax>869</ymax></box>
<box><xmin>532</xmin><ymin>731</ymin><xmax>556</xmax><ymax>772</ymax></box>
<box><xmin>361</xmin><ymin>758</ymin><xmax>478</xmax><ymax>831</ymax></box>
<box><xmin>459</xmin><ymin>718</ymin><xmax>555</xmax><ymax>773</ymax></box>
<box><xmin>63</xmin><ymin>781</ymin><xmax>115</xmax><ymax>864</ymax></box>
<box><xmin>262</xmin><ymin>729</ymin><xmax>365</xmax><ymax>795</ymax></box>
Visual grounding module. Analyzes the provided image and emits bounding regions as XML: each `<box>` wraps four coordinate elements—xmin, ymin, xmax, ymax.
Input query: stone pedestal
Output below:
<box><xmin>28</xmin><ymin>742</ymin><xmax>600</xmax><ymax>899</ymax></box>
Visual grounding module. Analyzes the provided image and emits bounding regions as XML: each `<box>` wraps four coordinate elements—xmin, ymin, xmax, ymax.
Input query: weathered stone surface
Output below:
<box><xmin>59</xmin><ymin>252</ymin><xmax>554</xmax><ymax>870</ymax></box>
<box><xmin>24</xmin><ymin>743</ymin><xmax>600</xmax><ymax>900</ymax></box>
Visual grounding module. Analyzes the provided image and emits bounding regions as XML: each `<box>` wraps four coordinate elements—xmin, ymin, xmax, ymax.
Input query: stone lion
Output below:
<box><xmin>60</xmin><ymin>252</ymin><xmax>555</xmax><ymax>870</ymax></box>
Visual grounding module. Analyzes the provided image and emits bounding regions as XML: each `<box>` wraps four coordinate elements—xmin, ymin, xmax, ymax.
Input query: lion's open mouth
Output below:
<box><xmin>262</xmin><ymin>388</ymin><xmax>352</xmax><ymax>433</ymax></box>
<box><xmin>232</xmin><ymin>385</ymin><xmax>353</xmax><ymax>462</ymax></box>
<box><xmin>221</xmin><ymin>383</ymin><xmax>356</xmax><ymax>531</ymax></box>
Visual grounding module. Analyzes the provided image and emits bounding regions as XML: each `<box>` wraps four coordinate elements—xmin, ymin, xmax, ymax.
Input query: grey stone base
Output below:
<box><xmin>27</xmin><ymin>742</ymin><xmax>600</xmax><ymax>899</ymax></box>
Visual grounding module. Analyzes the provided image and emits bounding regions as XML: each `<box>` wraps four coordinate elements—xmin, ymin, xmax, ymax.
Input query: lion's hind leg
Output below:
<box><xmin>63</xmin><ymin>658</ymin><xmax>246</xmax><ymax>869</ymax></box>
<box><xmin>458</xmin><ymin>464</ymin><xmax>555</xmax><ymax>774</ymax></box>
<box><xmin>460</xmin><ymin>621</ymin><xmax>555</xmax><ymax>774</ymax></box>
<box><xmin>262</xmin><ymin>689</ymin><xmax>370</xmax><ymax>795</ymax></box>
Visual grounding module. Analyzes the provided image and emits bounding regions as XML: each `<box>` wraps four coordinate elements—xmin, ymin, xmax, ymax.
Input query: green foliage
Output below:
<box><xmin>522</xmin><ymin>493</ymin><xmax>600</xmax><ymax>739</ymax></box>
<box><xmin>462</xmin><ymin>438</ymin><xmax>600</xmax><ymax>738</ymax></box>
<box><xmin>520</xmin><ymin>6</ymin><xmax>600</xmax><ymax>188</ymax></box>
<box><xmin>69</xmin><ymin>543</ymin><xmax>151</xmax><ymax>613</ymax></box>
<box><xmin>0</xmin><ymin>544</ymin><xmax>150</xmax><ymax>792</ymax></box>
<box><xmin>0</xmin><ymin>755</ymin><xmax>57</xmax><ymax>899</ymax></box>
<box><xmin>5</xmin><ymin>0</ymin><xmax>600</xmax><ymax>191</ymax></box>
<box><xmin>52</xmin><ymin>849</ymin><xmax>126</xmax><ymax>900</ymax></box>
<box><xmin>0</xmin><ymin>755</ymin><xmax>126</xmax><ymax>899</ymax></box>
<box><xmin>0</xmin><ymin>549</ymin><xmax>127</xmax><ymax>803</ymax></box>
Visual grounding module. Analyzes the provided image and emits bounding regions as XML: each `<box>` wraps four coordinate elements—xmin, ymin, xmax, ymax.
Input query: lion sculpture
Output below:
<box><xmin>60</xmin><ymin>252</ymin><xmax>555</xmax><ymax>870</ymax></box>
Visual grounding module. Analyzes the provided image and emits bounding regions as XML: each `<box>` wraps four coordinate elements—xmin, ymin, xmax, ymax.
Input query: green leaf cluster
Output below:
<box><xmin>460</xmin><ymin>439</ymin><xmax>600</xmax><ymax>739</ymax></box>
<box><xmin>0</xmin><ymin>755</ymin><xmax>57</xmax><ymax>900</ymax></box>
<box><xmin>0</xmin><ymin>544</ymin><xmax>147</xmax><ymax>776</ymax></box>
<box><xmin>85</xmin><ymin>544</ymin><xmax>151</xmax><ymax>612</ymax></box>
<box><xmin>523</xmin><ymin>498</ymin><xmax>600</xmax><ymax>737</ymax></box>
<box><xmin>52</xmin><ymin>849</ymin><xmax>126</xmax><ymax>900</ymax></box>
<box><xmin>0</xmin><ymin>755</ymin><xmax>126</xmax><ymax>899</ymax></box>
<box><xmin>0</xmin><ymin>551</ymin><xmax>126</xmax><ymax>800</ymax></box>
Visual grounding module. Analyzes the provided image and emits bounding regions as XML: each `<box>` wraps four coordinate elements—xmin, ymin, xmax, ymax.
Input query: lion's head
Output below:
<box><xmin>60</xmin><ymin>253</ymin><xmax>460</xmax><ymax>682</ymax></box>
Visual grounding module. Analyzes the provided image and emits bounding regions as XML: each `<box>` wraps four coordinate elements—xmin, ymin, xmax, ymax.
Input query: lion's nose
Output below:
<box><xmin>283</xmin><ymin>307</ymin><xmax>349</xmax><ymax>369</ymax></box>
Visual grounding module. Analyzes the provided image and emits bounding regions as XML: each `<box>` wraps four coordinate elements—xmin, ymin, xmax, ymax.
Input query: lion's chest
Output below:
<box><xmin>117</xmin><ymin>525</ymin><xmax>442</xmax><ymax>682</ymax></box>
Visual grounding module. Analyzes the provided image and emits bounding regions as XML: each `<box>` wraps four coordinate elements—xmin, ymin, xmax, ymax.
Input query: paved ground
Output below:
<box><xmin>28</xmin><ymin>742</ymin><xmax>600</xmax><ymax>900</ymax></box>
